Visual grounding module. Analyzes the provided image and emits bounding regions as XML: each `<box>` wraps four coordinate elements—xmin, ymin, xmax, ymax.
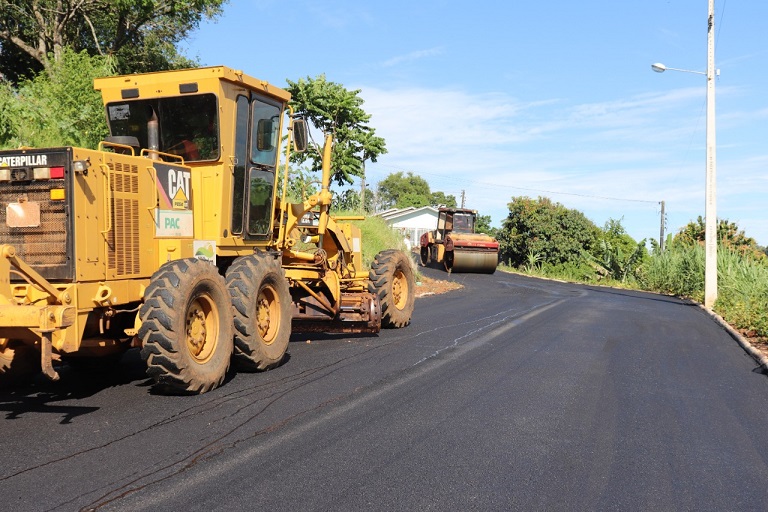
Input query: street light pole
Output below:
<box><xmin>651</xmin><ymin>0</ymin><xmax>717</xmax><ymax>309</ymax></box>
<box><xmin>704</xmin><ymin>0</ymin><xmax>717</xmax><ymax>309</ymax></box>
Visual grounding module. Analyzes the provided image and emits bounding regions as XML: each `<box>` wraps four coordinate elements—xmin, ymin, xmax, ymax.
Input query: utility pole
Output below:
<box><xmin>659</xmin><ymin>200</ymin><xmax>666</xmax><ymax>251</ymax></box>
<box><xmin>461</xmin><ymin>189</ymin><xmax>466</xmax><ymax>208</ymax></box>
<box><xmin>359</xmin><ymin>160</ymin><xmax>366</xmax><ymax>214</ymax></box>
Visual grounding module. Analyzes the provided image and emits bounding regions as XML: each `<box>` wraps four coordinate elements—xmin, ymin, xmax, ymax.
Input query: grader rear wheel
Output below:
<box><xmin>226</xmin><ymin>252</ymin><xmax>291</xmax><ymax>371</ymax></box>
<box><xmin>139</xmin><ymin>258</ymin><xmax>234</xmax><ymax>394</ymax></box>
<box><xmin>369</xmin><ymin>249</ymin><xmax>415</xmax><ymax>328</ymax></box>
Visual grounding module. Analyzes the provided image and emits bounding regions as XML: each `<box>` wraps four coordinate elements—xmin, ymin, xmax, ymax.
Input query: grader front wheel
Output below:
<box><xmin>139</xmin><ymin>258</ymin><xmax>234</xmax><ymax>394</ymax></box>
<box><xmin>369</xmin><ymin>249</ymin><xmax>416</xmax><ymax>328</ymax></box>
<box><xmin>226</xmin><ymin>253</ymin><xmax>291</xmax><ymax>371</ymax></box>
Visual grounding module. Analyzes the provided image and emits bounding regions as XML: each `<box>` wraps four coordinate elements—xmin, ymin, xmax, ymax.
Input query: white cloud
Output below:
<box><xmin>355</xmin><ymin>83</ymin><xmax>768</xmax><ymax>243</ymax></box>
<box><xmin>381</xmin><ymin>47</ymin><xmax>444</xmax><ymax>68</ymax></box>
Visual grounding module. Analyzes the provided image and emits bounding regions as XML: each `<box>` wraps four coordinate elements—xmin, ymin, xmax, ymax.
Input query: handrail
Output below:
<box><xmin>100</xmin><ymin>163</ymin><xmax>113</xmax><ymax>235</ymax></box>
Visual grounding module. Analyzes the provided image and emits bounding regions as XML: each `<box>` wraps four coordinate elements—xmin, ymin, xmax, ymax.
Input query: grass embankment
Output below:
<box><xmin>332</xmin><ymin>212</ymin><xmax>410</xmax><ymax>270</ymax></box>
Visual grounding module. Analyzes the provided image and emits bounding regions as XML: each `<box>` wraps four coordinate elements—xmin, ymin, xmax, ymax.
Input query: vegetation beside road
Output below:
<box><xmin>495</xmin><ymin>197</ymin><xmax>768</xmax><ymax>342</ymax></box>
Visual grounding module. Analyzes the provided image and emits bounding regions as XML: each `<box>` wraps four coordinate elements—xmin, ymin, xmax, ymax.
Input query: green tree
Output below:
<box><xmin>499</xmin><ymin>196</ymin><xmax>599</xmax><ymax>268</ymax></box>
<box><xmin>596</xmin><ymin>218</ymin><xmax>643</xmax><ymax>260</ymax></box>
<box><xmin>280</xmin><ymin>167</ymin><xmax>319</xmax><ymax>203</ymax></box>
<box><xmin>0</xmin><ymin>0</ymin><xmax>226</xmax><ymax>81</ymax></box>
<box><xmin>376</xmin><ymin>171</ymin><xmax>431</xmax><ymax>209</ymax></box>
<box><xmin>430</xmin><ymin>191</ymin><xmax>457</xmax><ymax>208</ymax></box>
<box><xmin>286</xmin><ymin>74</ymin><xmax>387</xmax><ymax>186</ymax></box>
<box><xmin>332</xmin><ymin>188</ymin><xmax>374</xmax><ymax>213</ymax></box>
<box><xmin>0</xmin><ymin>48</ymin><xmax>115</xmax><ymax>148</ymax></box>
<box><xmin>475</xmin><ymin>214</ymin><xmax>494</xmax><ymax>236</ymax></box>
<box><xmin>673</xmin><ymin>216</ymin><xmax>764</xmax><ymax>259</ymax></box>
<box><xmin>589</xmin><ymin>228</ymin><xmax>647</xmax><ymax>283</ymax></box>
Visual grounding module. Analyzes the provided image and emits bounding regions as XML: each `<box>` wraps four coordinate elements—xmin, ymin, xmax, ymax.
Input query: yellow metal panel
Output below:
<box><xmin>157</xmin><ymin>239</ymin><xmax>194</xmax><ymax>265</ymax></box>
<box><xmin>94</xmin><ymin>66</ymin><xmax>291</xmax><ymax>104</ymax></box>
<box><xmin>72</xmin><ymin>149</ymin><xmax>107</xmax><ymax>281</ymax></box>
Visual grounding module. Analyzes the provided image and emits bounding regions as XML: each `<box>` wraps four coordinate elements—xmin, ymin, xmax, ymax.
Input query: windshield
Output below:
<box><xmin>452</xmin><ymin>213</ymin><xmax>475</xmax><ymax>234</ymax></box>
<box><xmin>105</xmin><ymin>94</ymin><xmax>219</xmax><ymax>162</ymax></box>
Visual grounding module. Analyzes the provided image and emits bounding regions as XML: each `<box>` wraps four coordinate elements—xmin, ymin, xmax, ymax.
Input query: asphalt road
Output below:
<box><xmin>2</xmin><ymin>267</ymin><xmax>768</xmax><ymax>511</ymax></box>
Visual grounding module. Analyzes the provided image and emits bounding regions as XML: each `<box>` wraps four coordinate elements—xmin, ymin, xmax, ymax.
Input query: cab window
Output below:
<box><xmin>250</xmin><ymin>100</ymin><xmax>281</xmax><ymax>166</ymax></box>
<box><xmin>106</xmin><ymin>93</ymin><xmax>220</xmax><ymax>162</ymax></box>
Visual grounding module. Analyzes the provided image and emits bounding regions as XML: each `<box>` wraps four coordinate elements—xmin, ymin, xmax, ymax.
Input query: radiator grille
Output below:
<box><xmin>0</xmin><ymin>181</ymin><xmax>69</xmax><ymax>274</ymax></box>
<box><xmin>106</xmin><ymin>161</ymin><xmax>141</xmax><ymax>277</ymax></box>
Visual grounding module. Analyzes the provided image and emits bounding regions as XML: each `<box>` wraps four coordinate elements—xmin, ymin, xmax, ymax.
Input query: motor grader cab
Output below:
<box><xmin>419</xmin><ymin>207</ymin><xmax>498</xmax><ymax>274</ymax></box>
<box><xmin>0</xmin><ymin>66</ymin><xmax>415</xmax><ymax>393</ymax></box>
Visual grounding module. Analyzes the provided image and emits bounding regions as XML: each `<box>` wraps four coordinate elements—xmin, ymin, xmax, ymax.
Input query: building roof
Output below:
<box><xmin>376</xmin><ymin>206</ymin><xmax>438</xmax><ymax>221</ymax></box>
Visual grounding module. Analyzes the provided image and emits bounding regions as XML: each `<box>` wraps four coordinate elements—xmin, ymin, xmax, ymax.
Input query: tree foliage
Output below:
<box><xmin>475</xmin><ymin>214</ymin><xmax>494</xmax><ymax>236</ymax></box>
<box><xmin>0</xmin><ymin>0</ymin><xmax>226</xmax><ymax>82</ymax></box>
<box><xmin>673</xmin><ymin>216</ymin><xmax>765</xmax><ymax>260</ymax></box>
<box><xmin>429</xmin><ymin>190</ymin><xmax>458</xmax><ymax>209</ymax></box>
<box><xmin>588</xmin><ymin>218</ymin><xmax>647</xmax><ymax>282</ymax></box>
<box><xmin>376</xmin><ymin>171</ymin><xmax>457</xmax><ymax>210</ymax></box>
<box><xmin>332</xmin><ymin>188</ymin><xmax>375</xmax><ymax>213</ymax></box>
<box><xmin>499</xmin><ymin>196</ymin><xmax>599</xmax><ymax>268</ymax></box>
<box><xmin>0</xmin><ymin>48</ymin><xmax>115</xmax><ymax>148</ymax></box>
<box><xmin>286</xmin><ymin>74</ymin><xmax>387</xmax><ymax>186</ymax></box>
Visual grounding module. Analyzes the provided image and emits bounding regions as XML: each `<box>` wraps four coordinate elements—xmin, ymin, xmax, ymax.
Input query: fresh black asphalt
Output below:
<box><xmin>2</xmin><ymin>268</ymin><xmax>768</xmax><ymax>511</ymax></box>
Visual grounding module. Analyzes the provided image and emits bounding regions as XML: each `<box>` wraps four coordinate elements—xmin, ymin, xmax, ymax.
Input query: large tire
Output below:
<box><xmin>368</xmin><ymin>249</ymin><xmax>416</xmax><ymax>328</ymax></box>
<box><xmin>226</xmin><ymin>252</ymin><xmax>291</xmax><ymax>371</ymax></box>
<box><xmin>0</xmin><ymin>341</ymin><xmax>39</xmax><ymax>386</ymax></box>
<box><xmin>139</xmin><ymin>258</ymin><xmax>234</xmax><ymax>394</ymax></box>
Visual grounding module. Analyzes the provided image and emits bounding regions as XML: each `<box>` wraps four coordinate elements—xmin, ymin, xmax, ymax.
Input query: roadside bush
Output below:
<box><xmin>499</xmin><ymin>196</ymin><xmax>599</xmax><ymax>268</ymax></box>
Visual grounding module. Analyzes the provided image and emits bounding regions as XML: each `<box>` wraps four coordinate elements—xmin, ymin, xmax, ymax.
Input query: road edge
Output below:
<box><xmin>697</xmin><ymin>303</ymin><xmax>768</xmax><ymax>371</ymax></box>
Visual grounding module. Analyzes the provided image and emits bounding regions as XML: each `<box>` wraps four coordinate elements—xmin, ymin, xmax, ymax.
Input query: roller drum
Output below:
<box><xmin>447</xmin><ymin>249</ymin><xmax>498</xmax><ymax>274</ymax></box>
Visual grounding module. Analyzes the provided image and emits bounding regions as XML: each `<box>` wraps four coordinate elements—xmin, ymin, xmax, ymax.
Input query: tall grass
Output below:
<box><xmin>713</xmin><ymin>249</ymin><xmax>768</xmax><ymax>336</ymax></box>
<box><xmin>638</xmin><ymin>244</ymin><xmax>705</xmax><ymax>300</ymax></box>
<box><xmin>637</xmin><ymin>244</ymin><xmax>768</xmax><ymax>337</ymax></box>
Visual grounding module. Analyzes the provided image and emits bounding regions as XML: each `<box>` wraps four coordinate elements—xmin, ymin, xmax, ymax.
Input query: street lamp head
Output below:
<box><xmin>651</xmin><ymin>63</ymin><xmax>667</xmax><ymax>73</ymax></box>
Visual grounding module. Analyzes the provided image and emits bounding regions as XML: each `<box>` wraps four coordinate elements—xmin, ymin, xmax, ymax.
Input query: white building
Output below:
<box><xmin>377</xmin><ymin>206</ymin><xmax>439</xmax><ymax>249</ymax></box>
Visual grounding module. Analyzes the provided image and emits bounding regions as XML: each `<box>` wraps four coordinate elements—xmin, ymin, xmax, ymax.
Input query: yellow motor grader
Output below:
<box><xmin>0</xmin><ymin>66</ymin><xmax>415</xmax><ymax>393</ymax></box>
<box><xmin>419</xmin><ymin>207</ymin><xmax>498</xmax><ymax>274</ymax></box>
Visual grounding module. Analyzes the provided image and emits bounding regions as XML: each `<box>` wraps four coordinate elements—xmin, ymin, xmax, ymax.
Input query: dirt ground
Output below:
<box><xmin>737</xmin><ymin>329</ymin><xmax>768</xmax><ymax>359</ymax></box>
<box><xmin>414</xmin><ymin>274</ymin><xmax>463</xmax><ymax>298</ymax></box>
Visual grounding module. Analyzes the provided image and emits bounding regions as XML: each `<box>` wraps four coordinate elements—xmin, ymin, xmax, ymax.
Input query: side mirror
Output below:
<box><xmin>292</xmin><ymin>118</ymin><xmax>308</xmax><ymax>153</ymax></box>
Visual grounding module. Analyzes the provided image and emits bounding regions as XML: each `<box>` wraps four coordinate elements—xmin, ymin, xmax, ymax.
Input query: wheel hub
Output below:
<box><xmin>392</xmin><ymin>269</ymin><xmax>408</xmax><ymax>310</ymax></box>
<box><xmin>257</xmin><ymin>296</ymin><xmax>271</xmax><ymax>339</ymax></box>
<box><xmin>187</xmin><ymin>307</ymin><xmax>207</xmax><ymax>356</ymax></box>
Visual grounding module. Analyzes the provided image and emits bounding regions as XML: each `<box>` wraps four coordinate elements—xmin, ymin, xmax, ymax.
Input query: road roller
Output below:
<box><xmin>419</xmin><ymin>207</ymin><xmax>499</xmax><ymax>274</ymax></box>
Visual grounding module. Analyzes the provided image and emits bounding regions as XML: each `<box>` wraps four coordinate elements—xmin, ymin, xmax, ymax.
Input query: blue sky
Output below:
<box><xmin>185</xmin><ymin>0</ymin><xmax>768</xmax><ymax>246</ymax></box>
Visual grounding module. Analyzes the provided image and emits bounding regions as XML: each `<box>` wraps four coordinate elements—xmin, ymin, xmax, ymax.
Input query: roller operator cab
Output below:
<box><xmin>0</xmin><ymin>66</ymin><xmax>415</xmax><ymax>393</ymax></box>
